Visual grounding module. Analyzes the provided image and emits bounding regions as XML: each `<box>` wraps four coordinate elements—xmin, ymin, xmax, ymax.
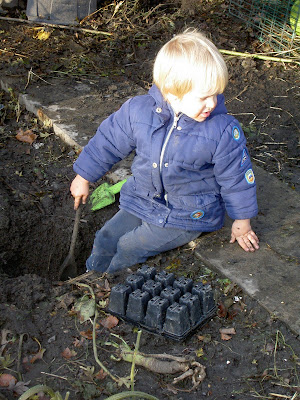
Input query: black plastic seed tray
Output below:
<box><xmin>107</xmin><ymin>265</ymin><xmax>216</xmax><ymax>341</ymax></box>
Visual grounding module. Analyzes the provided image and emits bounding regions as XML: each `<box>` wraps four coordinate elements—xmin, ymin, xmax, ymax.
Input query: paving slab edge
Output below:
<box><xmin>1</xmin><ymin>78</ymin><xmax>81</xmax><ymax>148</ymax></box>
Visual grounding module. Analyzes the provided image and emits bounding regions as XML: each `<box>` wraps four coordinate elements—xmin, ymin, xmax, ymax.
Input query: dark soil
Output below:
<box><xmin>0</xmin><ymin>1</ymin><xmax>299</xmax><ymax>399</ymax></box>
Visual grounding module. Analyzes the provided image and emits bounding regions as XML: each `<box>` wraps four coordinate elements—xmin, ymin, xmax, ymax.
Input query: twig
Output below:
<box><xmin>25</xmin><ymin>68</ymin><xmax>53</xmax><ymax>90</ymax></box>
<box><xmin>269</xmin><ymin>394</ymin><xmax>291</xmax><ymax>399</ymax></box>
<box><xmin>0</xmin><ymin>48</ymin><xmax>29</xmax><ymax>58</ymax></box>
<box><xmin>225</xmin><ymin>86</ymin><xmax>249</xmax><ymax>104</ymax></box>
<box><xmin>0</xmin><ymin>16</ymin><xmax>112</xmax><ymax>36</ymax></box>
<box><xmin>40</xmin><ymin>371</ymin><xmax>69</xmax><ymax>380</ymax></box>
<box><xmin>220</xmin><ymin>49</ymin><xmax>300</xmax><ymax>65</ymax></box>
<box><xmin>79</xmin><ymin>7</ymin><xmax>103</xmax><ymax>25</ymax></box>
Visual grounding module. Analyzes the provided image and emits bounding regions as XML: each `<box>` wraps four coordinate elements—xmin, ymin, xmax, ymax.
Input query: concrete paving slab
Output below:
<box><xmin>1</xmin><ymin>75</ymin><xmax>299</xmax><ymax>336</ymax></box>
<box><xmin>195</xmin><ymin>165</ymin><xmax>300</xmax><ymax>335</ymax></box>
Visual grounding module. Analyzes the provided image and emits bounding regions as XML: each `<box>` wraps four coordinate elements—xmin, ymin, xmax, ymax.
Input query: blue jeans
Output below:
<box><xmin>86</xmin><ymin>210</ymin><xmax>201</xmax><ymax>273</ymax></box>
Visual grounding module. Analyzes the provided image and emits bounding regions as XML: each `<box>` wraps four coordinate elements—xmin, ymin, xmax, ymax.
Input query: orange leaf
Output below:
<box><xmin>95</xmin><ymin>369</ymin><xmax>107</xmax><ymax>381</ymax></box>
<box><xmin>221</xmin><ymin>333</ymin><xmax>232</xmax><ymax>341</ymax></box>
<box><xmin>0</xmin><ymin>373</ymin><xmax>17</xmax><ymax>387</ymax></box>
<box><xmin>80</xmin><ymin>329</ymin><xmax>93</xmax><ymax>340</ymax></box>
<box><xmin>99</xmin><ymin>315</ymin><xmax>119</xmax><ymax>329</ymax></box>
<box><xmin>61</xmin><ymin>347</ymin><xmax>77</xmax><ymax>359</ymax></box>
<box><xmin>16</xmin><ymin>129</ymin><xmax>37</xmax><ymax>144</ymax></box>
<box><xmin>30</xmin><ymin>348</ymin><xmax>46</xmax><ymax>364</ymax></box>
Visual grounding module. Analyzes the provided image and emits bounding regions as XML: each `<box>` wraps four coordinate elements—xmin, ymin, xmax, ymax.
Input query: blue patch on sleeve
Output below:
<box><xmin>241</xmin><ymin>148</ymin><xmax>248</xmax><ymax>166</ymax></box>
<box><xmin>190</xmin><ymin>210</ymin><xmax>205</xmax><ymax>220</ymax></box>
<box><xmin>232</xmin><ymin>126</ymin><xmax>241</xmax><ymax>141</ymax></box>
<box><xmin>245</xmin><ymin>168</ymin><xmax>255</xmax><ymax>184</ymax></box>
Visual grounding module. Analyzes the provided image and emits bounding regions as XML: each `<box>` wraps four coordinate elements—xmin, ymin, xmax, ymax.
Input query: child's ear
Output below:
<box><xmin>166</xmin><ymin>93</ymin><xmax>181</xmax><ymax>109</ymax></box>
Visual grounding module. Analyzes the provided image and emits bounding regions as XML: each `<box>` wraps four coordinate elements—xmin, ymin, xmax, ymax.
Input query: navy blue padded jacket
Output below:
<box><xmin>74</xmin><ymin>85</ymin><xmax>258</xmax><ymax>231</ymax></box>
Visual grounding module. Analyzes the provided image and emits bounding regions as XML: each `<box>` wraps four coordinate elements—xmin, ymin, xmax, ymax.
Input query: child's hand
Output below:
<box><xmin>70</xmin><ymin>174</ymin><xmax>90</xmax><ymax>210</ymax></box>
<box><xmin>230</xmin><ymin>219</ymin><xmax>259</xmax><ymax>252</ymax></box>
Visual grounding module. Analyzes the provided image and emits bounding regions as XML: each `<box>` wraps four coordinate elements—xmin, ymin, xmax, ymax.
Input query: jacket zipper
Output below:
<box><xmin>159</xmin><ymin>113</ymin><xmax>181</xmax><ymax>207</ymax></box>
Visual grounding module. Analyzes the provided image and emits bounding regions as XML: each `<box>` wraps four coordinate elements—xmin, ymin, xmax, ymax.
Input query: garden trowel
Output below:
<box><xmin>90</xmin><ymin>179</ymin><xmax>127</xmax><ymax>211</ymax></box>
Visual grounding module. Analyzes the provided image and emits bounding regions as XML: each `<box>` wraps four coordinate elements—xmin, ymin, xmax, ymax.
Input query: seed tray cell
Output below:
<box><xmin>107</xmin><ymin>265</ymin><xmax>216</xmax><ymax>341</ymax></box>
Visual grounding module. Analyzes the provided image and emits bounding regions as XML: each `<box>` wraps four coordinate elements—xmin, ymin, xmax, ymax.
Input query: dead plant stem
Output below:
<box><xmin>0</xmin><ymin>16</ymin><xmax>112</xmax><ymax>36</ymax></box>
<box><xmin>130</xmin><ymin>330</ymin><xmax>142</xmax><ymax>391</ymax></box>
<box><xmin>219</xmin><ymin>49</ymin><xmax>300</xmax><ymax>65</ymax></box>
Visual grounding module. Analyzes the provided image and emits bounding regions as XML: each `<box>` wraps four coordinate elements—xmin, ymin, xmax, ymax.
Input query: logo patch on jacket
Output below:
<box><xmin>232</xmin><ymin>126</ymin><xmax>241</xmax><ymax>141</ymax></box>
<box><xmin>190</xmin><ymin>210</ymin><xmax>205</xmax><ymax>220</ymax></box>
<box><xmin>241</xmin><ymin>148</ymin><xmax>248</xmax><ymax>166</ymax></box>
<box><xmin>245</xmin><ymin>168</ymin><xmax>255</xmax><ymax>184</ymax></box>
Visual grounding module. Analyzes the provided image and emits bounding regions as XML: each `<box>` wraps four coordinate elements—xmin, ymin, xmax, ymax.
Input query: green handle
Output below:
<box><xmin>109</xmin><ymin>179</ymin><xmax>127</xmax><ymax>195</ymax></box>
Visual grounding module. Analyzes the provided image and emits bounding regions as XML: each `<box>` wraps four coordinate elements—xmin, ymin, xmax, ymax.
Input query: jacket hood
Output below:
<box><xmin>148</xmin><ymin>84</ymin><xmax>227</xmax><ymax>120</ymax></box>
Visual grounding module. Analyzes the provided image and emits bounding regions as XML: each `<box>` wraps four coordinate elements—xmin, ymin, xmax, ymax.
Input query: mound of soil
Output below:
<box><xmin>0</xmin><ymin>1</ymin><xmax>299</xmax><ymax>399</ymax></box>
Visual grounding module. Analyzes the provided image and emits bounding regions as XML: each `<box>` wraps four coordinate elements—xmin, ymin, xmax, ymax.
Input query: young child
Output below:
<box><xmin>70</xmin><ymin>29</ymin><xmax>259</xmax><ymax>274</ymax></box>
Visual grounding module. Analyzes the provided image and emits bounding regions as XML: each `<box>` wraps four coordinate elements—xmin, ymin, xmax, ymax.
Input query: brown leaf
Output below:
<box><xmin>99</xmin><ymin>315</ymin><xmax>119</xmax><ymax>329</ymax></box>
<box><xmin>94</xmin><ymin>369</ymin><xmax>107</xmax><ymax>381</ymax></box>
<box><xmin>61</xmin><ymin>347</ymin><xmax>77</xmax><ymax>359</ymax></box>
<box><xmin>56</xmin><ymin>293</ymin><xmax>76</xmax><ymax>309</ymax></box>
<box><xmin>0</xmin><ymin>373</ymin><xmax>17</xmax><ymax>388</ymax></box>
<box><xmin>16</xmin><ymin>129</ymin><xmax>37</xmax><ymax>144</ymax></box>
<box><xmin>220</xmin><ymin>333</ymin><xmax>232</xmax><ymax>341</ymax></box>
<box><xmin>95</xmin><ymin>291</ymin><xmax>105</xmax><ymax>298</ymax></box>
<box><xmin>80</xmin><ymin>329</ymin><xmax>93</xmax><ymax>340</ymax></box>
<box><xmin>30</xmin><ymin>348</ymin><xmax>46</xmax><ymax>364</ymax></box>
<box><xmin>217</xmin><ymin>302</ymin><xmax>227</xmax><ymax>318</ymax></box>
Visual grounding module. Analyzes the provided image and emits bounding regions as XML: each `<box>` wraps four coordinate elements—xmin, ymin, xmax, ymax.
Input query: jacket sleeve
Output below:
<box><xmin>73</xmin><ymin>99</ymin><xmax>136</xmax><ymax>182</ymax></box>
<box><xmin>212</xmin><ymin>120</ymin><xmax>258</xmax><ymax>220</ymax></box>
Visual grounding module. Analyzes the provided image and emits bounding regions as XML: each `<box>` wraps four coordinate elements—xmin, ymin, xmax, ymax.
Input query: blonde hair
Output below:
<box><xmin>153</xmin><ymin>29</ymin><xmax>228</xmax><ymax>99</ymax></box>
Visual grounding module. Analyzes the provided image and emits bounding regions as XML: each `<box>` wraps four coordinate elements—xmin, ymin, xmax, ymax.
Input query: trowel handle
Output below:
<box><xmin>69</xmin><ymin>204</ymin><xmax>82</xmax><ymax>256</ymax></box>
<box><xmin>110</xmin><ymin>179</ymin><xmax>127</xmax><ymax>195</ymax></box>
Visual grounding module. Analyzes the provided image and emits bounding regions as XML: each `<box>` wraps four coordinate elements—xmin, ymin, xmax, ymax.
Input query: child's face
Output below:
<box><xmin>167</xmin><ymin>88</ymin><xmax>218</xmax><ymax>122</ymax></box>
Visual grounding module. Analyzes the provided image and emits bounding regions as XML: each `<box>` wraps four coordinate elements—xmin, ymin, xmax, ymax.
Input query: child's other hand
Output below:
<box><xmin>230</xmin><ymin>219</ymin><xmax>259</xmax><ymax>252</ymax></box>
<box><xmin>70</xmin><ymin>174</ymin><xmax>90</xmax><ymax>210</ymax></box>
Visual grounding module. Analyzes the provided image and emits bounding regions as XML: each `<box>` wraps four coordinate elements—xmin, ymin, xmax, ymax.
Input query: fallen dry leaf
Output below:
<box><xmin>80</xmin><ymin>329</ymin><xmax>93</xmax><ymax>340</ymax></box>
<box><xmin>220</xmin><ymin>327</ymin><xmax>236</xmax><ymax>341</ymax></box>
<box><xmin>16</xmin><ymin>129</ymin><xmax>37</xmax><ymax>144</ymax></box>
<box><xmin>99</xmin><ymin>315</ymin><xmax>119</xmax><ymax>329</ymax></box>
<box><xmin>0</xmin><ymin>373</ymin><xmax>17</xmax><ymax>388</ymax></box>
<box><xmin>73</xmin><ymin>337</ymin><xmax>85</xmax><ymax>347</ymax></box>
<box><xmin>11</xmin><ymin>380</ymin><xmax>31</xmax><ymax>396</ymax></box>
<box><xmin>94</xmin><ymin>369</ymin><xmax>107</xmax><ymax>381</ymax></box>
<box><xmin>220</xmin><ymin>333</ymin><xmax>232</xmax><ymax>341</ymax></box>
<box><xmin>30</xmin><ymin>348</ymin><xmax>46</xmax><ymax>364</ymax></box>
<box><xmin>61</xmin><ymin>347</ymin><xmax>77</xmax><ymax>359</ymax></box>
<box><xmin>217</xmin><ymin>302</ymin><xmax>227</xmax><ymax>318</ymax></box>
<box><xmin>219</xmin><ymin>327</ymin><xmax>236</xmax><ymax>335</ymax></box>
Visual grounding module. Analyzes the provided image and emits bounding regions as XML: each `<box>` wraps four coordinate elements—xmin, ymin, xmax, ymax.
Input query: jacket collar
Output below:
<box><xmin>148</xmin><ymin>84</ymin><xmax>228</xmax><ymax>123</ymax></box>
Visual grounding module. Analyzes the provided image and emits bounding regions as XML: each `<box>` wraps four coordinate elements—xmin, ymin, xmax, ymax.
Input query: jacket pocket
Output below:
<box><xmin>170</xmin><ymin>193</ymin><xmax>224</xmax><ymax>224</ymax></box>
